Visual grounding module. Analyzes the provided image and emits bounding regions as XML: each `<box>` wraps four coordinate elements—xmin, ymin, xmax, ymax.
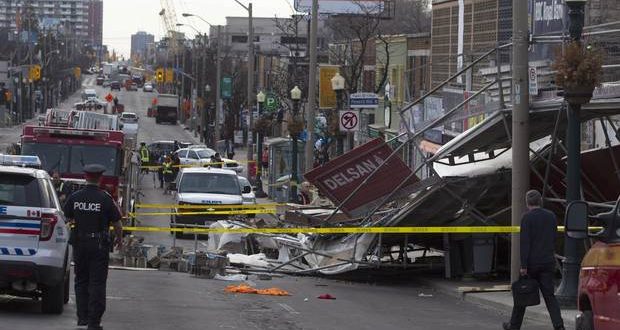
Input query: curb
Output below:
<box><xmin>418</xmin><ymin>277</ymin><xmax>576</xmax><ymax>328</ymax></box>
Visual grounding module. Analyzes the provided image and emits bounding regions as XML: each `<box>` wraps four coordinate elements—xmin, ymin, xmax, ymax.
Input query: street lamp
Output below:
<box><xmin>556</xmin><ymin>0</ymin><xmax>588</xmax><ymax>308</ymax></box>
<box><xmin>231</xmin><ymin>0</ymin><xmax>255</xmax><ymax>144</ymax></box>
<box><xmin>331</xmin><ymin>72</ymin><xmax>345</xmax><ymax>155</ymax></box>
<box><xmin>290</xmin><ymin>86</ymin><xmax>302</xmax><ymax>203</ymax></box>
<box><xmin>255</xmin><ymin>91</ymin><xmax>267</xmax><ymax>198</ymax></box>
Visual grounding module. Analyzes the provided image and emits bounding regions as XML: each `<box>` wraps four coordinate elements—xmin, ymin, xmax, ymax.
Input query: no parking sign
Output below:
<box><xmin>339</xmin><ymin>110</ymin><xmax>359</xmax><ymax>132</ymax></box>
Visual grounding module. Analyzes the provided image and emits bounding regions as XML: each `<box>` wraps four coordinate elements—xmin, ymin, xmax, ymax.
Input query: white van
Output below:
<box><xmin>81</xmin><ymin>89</ymin><xmax>97</xmax><ymax>101</ymax></box>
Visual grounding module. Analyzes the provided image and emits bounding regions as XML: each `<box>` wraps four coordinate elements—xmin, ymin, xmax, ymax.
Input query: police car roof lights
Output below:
<box><xmin>0</xmin><ymin>154</ymin><xmax>42</xmax><ymax>169</ymax></box>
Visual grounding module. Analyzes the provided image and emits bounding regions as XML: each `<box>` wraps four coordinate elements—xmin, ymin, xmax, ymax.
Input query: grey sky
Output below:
<box><xmin>103</xmin><ymin>0</ymin><xmax>294</xmax><ymax>57</ymax></box>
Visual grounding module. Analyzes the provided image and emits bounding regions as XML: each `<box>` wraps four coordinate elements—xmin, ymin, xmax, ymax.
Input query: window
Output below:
<box><xmin>0</xmin><ymin>174</ymin><xmax>43</xmax><ymax>207</ymax></box>
<box><xmin>231</xmin><ymin>35</ymin><xmax>248</xmax><ymax>43</ymax></box>
<box><xmin>196</xmin><ymin>149</ymin><xmax>215</xmax><ymax>159</ymax></box>
<box><xmin>176</xmin><ymin>150</ymin><xmax>188</xmax><ymax>158</ymax></box>
<box><xmin>178</xmin><ymin>173</ymin><xmax>240</xmax><ymax>195</ymax></box>
<box><xmin>187</xmin><ymin>150</ymin><xmax>199</xmax><ymax>160</ymax></box>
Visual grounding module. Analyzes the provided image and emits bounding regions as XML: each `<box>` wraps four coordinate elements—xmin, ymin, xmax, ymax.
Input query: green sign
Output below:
<box><xmin>221</xmin><ymin>77</ymin><xmax>232</xmax><ymax>99</ymax></box>
<box><xmin>264</xmin><ymin>92</ymin><xmax>279</xmax><ymax>112</ymax></box>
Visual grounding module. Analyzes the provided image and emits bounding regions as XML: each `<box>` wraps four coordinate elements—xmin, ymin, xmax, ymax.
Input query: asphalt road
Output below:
<box><xmin>0</xmin><ymin>80</ymin><xmax>552</xmax><ymax>329</ymax></box>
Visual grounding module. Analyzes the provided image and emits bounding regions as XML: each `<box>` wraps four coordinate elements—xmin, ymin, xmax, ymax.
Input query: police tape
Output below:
<box><xmin>128</xmin><ymin>209</ymin><xmax>276</xmax><ymax>217</ymax></box>
<box><xmin>117</xmin><ymin>225</ymin><xmax>603</xmax><ymax>234</ymax></box>
<box><xmin>134</xmin><ymin>203</ymin><xmax>283</xmax><ymax>209</ymax></box>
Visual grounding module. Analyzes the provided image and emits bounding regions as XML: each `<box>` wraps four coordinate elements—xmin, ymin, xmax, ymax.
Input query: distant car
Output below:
<box><xmin>81</xmin><ymin>89</ymin><xmax>97</xmax><ymax>101</ymax></box>
<box><xmin>102</xmin><ymin>80</ymin><xmax>111</xmax><ymax>88</ymax></box>
<box><xmin>119</xmin><ymin>112</ymin><xmax>138</xmax><ymax>123</ymax></box>
<box><xmin>96</xmin><ymin>76</ymin><xmax>104</xmax><ymax>85</ymax></box>
<box><xmin>143</xmin><ymin>84</ymin><xmax>154</xmax><ymax>92</ymax></box>
<box><xmin>110</xmin><ymin>81</ymin><xmax>121</xmax><ymax>91</ymax></box>
<box><xmin>74</xmin><ymin>99</ymin><xmax>106</xmax><ymax>110</ymax></box>
<box><xmin>125</xmin><ymin>83</ymin><xmax>138</xmax><ymax>91</ymax></box>
<box><xmin>174</xmin><ymin>147</ymin><xmax>243</xmax><ymax>173</ymax></box>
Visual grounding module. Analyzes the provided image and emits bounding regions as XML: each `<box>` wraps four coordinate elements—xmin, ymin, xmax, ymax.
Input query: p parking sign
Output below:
<box><xmin>264</xmin><ymin>93</ymin><xmax>279</xmax><ymax>112</ymax></box>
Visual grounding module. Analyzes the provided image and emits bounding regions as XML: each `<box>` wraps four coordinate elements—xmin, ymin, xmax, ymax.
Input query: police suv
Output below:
<box><xmin>0</xmin><ymin>156</ymin><xmax>71</xmax><ymax>314</ymax></box>
<box><xmin>171</xmin><ymin>167</ymin><xmax>247</xmax><ymax>238</ymax></box>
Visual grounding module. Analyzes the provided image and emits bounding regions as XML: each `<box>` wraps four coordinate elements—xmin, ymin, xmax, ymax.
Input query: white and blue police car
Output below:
<box><xmin>0</xmin><ymin>156</ymin><xmax>71</xmax><ymax>314</ymax></box>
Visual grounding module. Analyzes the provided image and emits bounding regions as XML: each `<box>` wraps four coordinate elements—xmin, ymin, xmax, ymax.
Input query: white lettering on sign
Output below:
<box><xmin>322</xmin><ymin>155</ymin><xmax>384</xmax><ymax>190</ymax></box>
<box><xmin>74</xmin><ymin>202</ymin><xmax>101</xmax><ymax>212</ymax></box>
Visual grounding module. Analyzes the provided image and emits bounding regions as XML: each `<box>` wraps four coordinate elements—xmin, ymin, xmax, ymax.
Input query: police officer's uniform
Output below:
<box><xmin>64</xmin><ymin>164</ymin><xmax>121</xmax><ymax>330</ymax></box>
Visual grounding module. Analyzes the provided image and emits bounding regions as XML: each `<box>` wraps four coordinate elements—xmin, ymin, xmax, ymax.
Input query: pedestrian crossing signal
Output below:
<box><xmin>156</xmin><ymin>68</ymin><xmax>164</xmax><ymax>82</ymax></box>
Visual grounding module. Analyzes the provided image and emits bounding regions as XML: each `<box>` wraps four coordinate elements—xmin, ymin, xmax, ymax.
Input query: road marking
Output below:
<box><xmin>278</xmin><ymin>303</ymin><xmax>300</xmax><ymax>315</ymax></box>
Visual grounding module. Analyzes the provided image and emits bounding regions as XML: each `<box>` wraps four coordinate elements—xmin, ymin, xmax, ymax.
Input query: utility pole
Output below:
<box><xmin>510</xmin><ymin>0</ymin><xmax>530</xmax><ymax>283</ymax></box>
<box><xmin>247</xmin><ymin>2</ymin><xmax>254</xmax><ymax>142</ymax></box>
<box><xmin>304</xmin><ymin>0</ymin><xmax>318</xmax><ymax>171</ymax></box>
<box><xmin>215</xmin><ymin>25</ymin><xmax>222</xmax><ymax>145</ymax></box>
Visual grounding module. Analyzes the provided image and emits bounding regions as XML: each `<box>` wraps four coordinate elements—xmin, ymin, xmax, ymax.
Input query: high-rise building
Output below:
<box><xmin>88</xmin><ymin>0</ymin><xmax>102</xmax><ymax>46</ymax></box>
<box><xmin>131</xmin><ymin>31</ymin><xmax>155</xmax><ymax>62</ymax></box>
<box><xmin>0</xmin><ymin>0</ymin><xmax>97</xmax><ymax>42</ymax></box>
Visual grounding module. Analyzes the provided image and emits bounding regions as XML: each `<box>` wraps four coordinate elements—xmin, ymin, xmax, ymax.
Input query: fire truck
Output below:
<box><xmin>20</xmin><ymin>109</ymin><xmax>138</xmax><ymax>222</ymax></box>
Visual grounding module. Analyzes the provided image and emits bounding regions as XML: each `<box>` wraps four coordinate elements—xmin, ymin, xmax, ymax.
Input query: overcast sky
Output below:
<box><xmin>103</xmin><ymin>0</ymin><xmax>295</xmax><ymax>57</ymax></box>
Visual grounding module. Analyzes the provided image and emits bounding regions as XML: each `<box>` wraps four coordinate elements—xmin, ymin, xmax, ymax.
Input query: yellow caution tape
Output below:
<box><xmin>135</xmin><ymin>203</ymin><xmax>283</xmax><ymax>209</ymax></box>
<box><xmin>116</xmin><ymin>225</ymin><xmax>602</xmax><ymax>234</ymax></box>
<box><xmin>129</xmin><ymin>209</ymin><xmax>276</xmax><ymax>216</ymax></box>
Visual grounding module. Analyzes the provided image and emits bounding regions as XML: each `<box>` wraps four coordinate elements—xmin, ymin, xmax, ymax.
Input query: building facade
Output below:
<box><xmin>0</xmin><ymin>0</ymin><xmax>97</xmax><ymax>41</ymax></box>
<box><xmin>131</xmin><ymin>31</ymin><xmax>155</xmax><ymax>62</ymax></box>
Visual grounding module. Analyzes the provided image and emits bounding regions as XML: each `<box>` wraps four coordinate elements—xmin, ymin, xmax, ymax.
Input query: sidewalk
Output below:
<box><xmin>418</xmin><ymin>275</ymin><xmax>578</xmax><ymax>328</ymax></box>
<box><xmin>0</xmin><ymin>117</ymin><xmax>39</xmax><ymax>152</ymax></box>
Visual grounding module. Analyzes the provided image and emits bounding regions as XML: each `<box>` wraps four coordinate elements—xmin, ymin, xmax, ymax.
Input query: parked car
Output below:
<box><xmin>96</xmin><ymin>76</ymin><xmax>104</xmax><ymax>85</ymax></box>
<box><xmin>126</xmin><ymin>83</ymin><xmax>138</xmax><ymax>91</ymax></box>
<box><xmin>238</xmin><ymin>176</ymin><xmax>256</xmax><ymax>205</ymax></box>
<box><xmin>102</xmin><ymin>80</ymin><xmax>111</xmax><ymax>88</ymax></box>
<box><xmin>143</xmin><ymin>83</ymin><xmax>154</xmax><ymax>92</ymax></box>
<box><xmin>110</xmin><ymin>81</ymin><xmax>121</xmax><ymax>91</ymax></box>
<box><xmin>0</xmin><ymin>162</ymin><xmax>71</xmax><ymax>314</ymax></box>
<box><xmin>174</xmin><ymin>147</ymin><xmax>243</xmax><ymax>173</ymax></box>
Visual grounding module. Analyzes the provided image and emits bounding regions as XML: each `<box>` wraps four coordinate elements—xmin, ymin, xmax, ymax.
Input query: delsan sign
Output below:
<box><xmin>305</xmin><ymin>138</ymin><xmax>419</xmax><ymax>217</ymax></box>
<box><xmin>349</xmin><ymin>93</ymin><xmax>379</xmax><ymax>108</ymax></box>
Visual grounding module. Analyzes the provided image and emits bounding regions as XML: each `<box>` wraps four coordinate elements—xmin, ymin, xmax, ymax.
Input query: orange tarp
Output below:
<box><xmin>225</xmin><ymin>284</ymin><xmax>290</xmax><ymax>296</ymax></box>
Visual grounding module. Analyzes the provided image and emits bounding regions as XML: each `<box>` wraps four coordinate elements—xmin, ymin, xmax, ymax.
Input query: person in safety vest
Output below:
<box><xmin>162</xmin><ymin>155</ymin><xmax>174</xmax><ymax>194</ymax></box>
<box><xmin>139</xmin><ymin>142</ymin><xmax>150</xmax><ymax>174</ymax></box>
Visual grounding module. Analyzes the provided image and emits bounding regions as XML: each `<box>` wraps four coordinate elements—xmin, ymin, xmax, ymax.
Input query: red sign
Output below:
<box><xmin>304</xmin><ymin>138</ymin><xmax>419</xmax><ymax>217</ymax></box>
<box><xmin>105</xmin><ymin>93</ymin><xmax>114</xmax><ymax>102</ymax></box>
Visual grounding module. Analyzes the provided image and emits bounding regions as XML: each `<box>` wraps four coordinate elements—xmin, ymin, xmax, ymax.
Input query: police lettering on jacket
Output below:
<box><xmin>73</xmin><ymin>202</ymin><xmax>102</xmax><ymax>212</ymax></box>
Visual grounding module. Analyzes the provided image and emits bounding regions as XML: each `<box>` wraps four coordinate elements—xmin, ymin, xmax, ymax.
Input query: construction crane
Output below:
<box><xmin>159</xmin><ymin>0</ymin><xmax>179</xmax><ymax>56</ymax></box>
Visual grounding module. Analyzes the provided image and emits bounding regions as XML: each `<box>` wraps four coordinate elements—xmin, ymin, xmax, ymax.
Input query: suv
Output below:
<box><xmin>0</xmin><ymin>165</ymin><xmax>71</xmax><ymax>314</ymax></box>
<box><xmin>110</xmin><ymin>81</ymin><xmax>121</xmax><ymax>91</ymax></box>
<box><xmin>171</xmin><ymin>167</ymin><xmax>248</xmax><ymax>238</ymax></box>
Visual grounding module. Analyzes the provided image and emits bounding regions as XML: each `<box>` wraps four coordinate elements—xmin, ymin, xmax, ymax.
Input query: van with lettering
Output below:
<box><xmin>0</xmin><ymin>164</ymin><xmax>71</xmax><ymax>314</ymax></box>
<box><xmin>170</xmin><ymin>167</ymin><xmax>249</xmax><ymax>238</ymax></box>
<box><xmin>565</xmin><ymin>196</ymin><xmax>620</xmax><ymax>330</ymax></box>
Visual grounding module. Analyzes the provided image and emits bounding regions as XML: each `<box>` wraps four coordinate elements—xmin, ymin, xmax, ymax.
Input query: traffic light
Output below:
<box><xmin>29</xmin><ymin>65</ymin><xmax>41</xmax><ymax>81</ymax></box>
<box><xmin>165</xmin><ymin>68</ymin><xmax>174</xmax><ymax>83</ymax></box>
<box><xmin>156</xmin><ymin>68</ymin><xmax>164</xmax><ymax>82</ymax></box>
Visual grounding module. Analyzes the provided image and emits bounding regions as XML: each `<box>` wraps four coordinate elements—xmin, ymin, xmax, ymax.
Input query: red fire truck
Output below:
<box><xmin>20</xmin><ymin>110</ymin><xmax>136</xmax><ymax>217</ymax></box>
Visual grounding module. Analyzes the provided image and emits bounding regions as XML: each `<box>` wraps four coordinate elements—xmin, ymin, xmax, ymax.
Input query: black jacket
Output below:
<box><xmin>520</xmin><ymin>207</ymin><xmax>557</xmax><ymax>267</ymax></box>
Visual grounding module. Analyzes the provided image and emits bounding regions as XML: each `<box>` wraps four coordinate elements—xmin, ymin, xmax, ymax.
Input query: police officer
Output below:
<box><xmin>64</xmin><ymin>164</ymin><xmax>123</xmax><ymax>330</ymax></box>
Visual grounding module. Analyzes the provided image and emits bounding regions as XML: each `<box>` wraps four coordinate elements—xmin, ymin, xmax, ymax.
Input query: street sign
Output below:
<box><xmin>264</xmin><ymin>93</ymin><xmax>279</xmax><ymax>112</ymax></box>
<box><xmin>339</xmin><ymin>110</ymin><xmax>359</xmax><ymax>132</ymax></box>
<box><xmin>165</xmin><ymin>68</ymin><xmax>174</xmax><ymax>83</ymax></box>
<box><xmin>304</xmin><ymin>138</ymin><xmax>419</xmax><ymax>217</ymax></box>
<box><xmin>105</xmin><ymin>93</ymin><xmax>113</xmax><ymax>102</ymax></box>
<box><xmin>349</xmin><ymin>93</ymin><xmax>378</xmax><ymax>108</ymax></box>
<box><xmin>221</xmin><ymin>77</ymin><xmax>232</xmax><ymax>99</ymax></box>
<box><xmin>528</xmin><ymin>66</ymin><xmax>538</xmax><ymax>95</ymax></box>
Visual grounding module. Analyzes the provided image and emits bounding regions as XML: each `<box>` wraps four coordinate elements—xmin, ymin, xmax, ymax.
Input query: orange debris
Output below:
<box><xmin>225</xmin><ymin>284</ymin><xmax>290</xmax><ymax>296</ymax></box>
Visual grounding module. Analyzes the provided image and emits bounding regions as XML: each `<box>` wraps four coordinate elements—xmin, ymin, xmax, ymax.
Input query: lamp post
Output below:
<box><xmin>231</xmin><ymin>0</ymin><xmax>254</xmax><ymax>145</ymax></box>
<box><xmin>556</xmin><ymin>0</ymin><xmax>588</xmax><ymax>307</ymax></box>
<box><xmin>201</xmin><ymin>84</ymin><xmax>211</xmax><ymax>140</ymax></box>
<box><xmin>255</xmin><ymin>91</ymin><xmax>267</xmax><ymax>198</ymax></box>
<box><xmin>290</xmin><ymin>86</ymin><xmax>302</xmax><ymax>203</ymax></box>
<box><xmin>331</xmin><ymin>72</ymin><xmax>345</xmax><ymax>155</ymax></box>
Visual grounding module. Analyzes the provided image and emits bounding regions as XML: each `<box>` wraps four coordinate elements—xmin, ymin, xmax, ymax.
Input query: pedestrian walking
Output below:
<box><xmin>64</xmin><ymin>164</ymin><xmax>123</xmax><ymax>330</ymax></box>
<box><xmin>503</xmin><ymin>190</ymin><xmax>565</xmax><ymax>330</ymax></box>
